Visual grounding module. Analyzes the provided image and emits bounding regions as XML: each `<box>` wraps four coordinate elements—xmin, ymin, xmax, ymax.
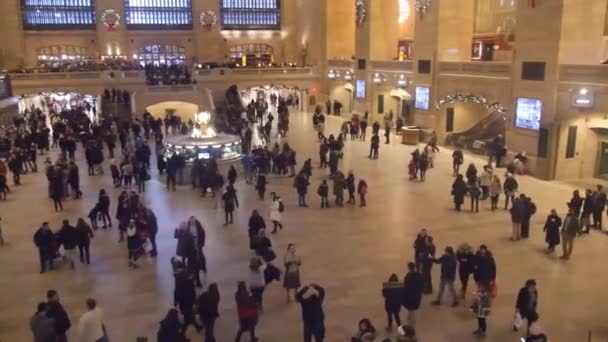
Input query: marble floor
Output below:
<box><xmin>1</xmin><ymin>112</ymin><xmax>608</xmax><ymax>342</ymax></box>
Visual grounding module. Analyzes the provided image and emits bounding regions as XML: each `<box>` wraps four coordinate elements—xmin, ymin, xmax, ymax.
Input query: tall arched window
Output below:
<box><xmin>21</xmin><ymin>0</ymin><xmax>96</xmax><ymax>30</ymax></box>
<box><xmin>137</xmin><ymin>45</ymin><xmax>186</xmax><ymax>66</ymax></box>
<box><xmin>124</xmin><ymin>0</ymin><xmax>192</xmax><ymax>29</ymax></box>
<box><xmin>220</xmin><ymin>0</ymin><xmax>280</xmax><ymax>30</ymax></box>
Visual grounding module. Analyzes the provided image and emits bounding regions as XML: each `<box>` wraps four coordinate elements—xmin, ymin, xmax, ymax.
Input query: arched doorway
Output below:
<box><xmin>240</xmin><ymin>85</ymin><xmax>307</xmax><ymax>111</ymax></box>
<box><xmin>19</xmin><ymin>91</ymin><xmax>101</xmax><ymax>125</ymax></box>
<box><xmin>146</xmin><ymin>101</ymin><xmax>199</xmax><ymax>121</ymax></box>
<box><xmin>436</xmin><ymin>93</ymin><xmax>507</xmax><ymax>148</ymax></box>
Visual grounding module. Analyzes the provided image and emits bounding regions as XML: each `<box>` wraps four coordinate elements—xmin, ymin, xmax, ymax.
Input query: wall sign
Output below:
<box><xmin>415</xmin><ymin>86</ymin><xmax>430</xmax><ymax>111</ymax></box>
<box><xmin>571</xmin><ymin>93</ymin><xmax>594</xmax><ymax>108</ymax></box>
<box><xmin>356</xmin><ymin>80</ymin><xmax>366</xmax><ymax>99</ymax></box>
<box><xmin>515</xmin><ymin>98</ymin><xmax>542</xmax><ymax>131</ymax></box>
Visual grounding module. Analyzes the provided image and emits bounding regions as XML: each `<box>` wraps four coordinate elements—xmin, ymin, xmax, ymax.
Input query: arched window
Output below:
<box><xmin>220</xmin><ymin>0</ymin><xmax>280</xmax><ymax>30</ymax></box>
<box><xmin>137</xmin><ymin>45</ymin><xmax>186</xmax><ymax>66</ymax></box>
<box><xmin>37</xmin><ymin>46</ymin><xmax>90</xmax><ymax>62</ymax></box>
<box><xmin>229</xmin><ymin>44</ymin><xmax>274</xmax><ymax>66</ymax></box>
<box><xmin>124</xmin><ymin>0</ymin><xmax>192</xmax><ymax>29</ymax></box>
<box><xmin>21</xmin><ymin>0</ymin><xmax>96</xmax><ymax>30</ymax></box>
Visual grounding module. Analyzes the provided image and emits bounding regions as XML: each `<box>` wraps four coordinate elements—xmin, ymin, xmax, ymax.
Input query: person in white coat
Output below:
<box><xmin>77</xmin><ymin>298</ymin><xmax>105</xmax><ymax>342</ymax></box>
<box><xmin>479</xmin><ymin>166</ymin><xmax>493</xmax><ymax>200</ymax></box>
<box><xmin>270</xmin><ymin>192</ymin><xmax>284</xmax><ymax>234</ymax></box>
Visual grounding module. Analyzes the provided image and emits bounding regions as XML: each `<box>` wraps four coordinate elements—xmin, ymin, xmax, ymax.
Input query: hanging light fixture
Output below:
<box><xmin>398</xmin><ymin>0</ymin><xmax>411</xmax><ymax>23</ymax></box>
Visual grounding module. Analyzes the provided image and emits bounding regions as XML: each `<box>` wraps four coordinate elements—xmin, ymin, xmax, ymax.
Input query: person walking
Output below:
<box><xmin>468</xmin><ymin>178</ymin><xmax>481</xmax><ymax>213</ymax></box>
<box><xmin>317</xmin><ymin>180</ymin><xmax>330</xmax><ymax>208</ymax></box>
<box><xmin>249</xmin><ymin>256</ymin><xmax>267</xmax><ymax>312</ymax></box>
<box><xmin>504</xmin><ymin>173</ymin><xmax>518</xmax><ymax>210</ymax></box>
<box><xmin>357</xmin><ymin>179</ymin><xmax>368</xmax><ymax>208</ymax></box>
<box><xmin>369</xmin><ymin>134</ymin><xmax>380</xmax><ymax>159</ymax></box>
<box><xmin>473</xmin><ymin>245</ymin><xmax>496</xmax><ymax>288</ymax></box>
<box><xmin>560</xmin><ymin>207</ymin><xmax>579</xmax><ymax>260</ymax></box>
<box><xmin>510</xmin><ymin>194</ymin><xmax>527</xmax><ymax>241</ymax></box>
<box><xmin>58</xmin><ymin>220</ymin><xmax>78</xmax><ymax>269</ymax></box>
<box><xmin>197</xmin><ymin>283</ymin><xmax>220</xmax><ymax>342</ymax></box>
<box><xmin>295</xmin><ymin>172</ymin><xmax>310</xmax><ymax>207</ymax></box>
<box><xmin>451</xmin><ymin>175</ymin><xmax>467</xmax><ymax>211</ymax></box>
<box><xmin>34</xmin><ymin>222</ymin><xmax>55</xmax><ymax>273</ymax></box>
<box><xmin>296</xmin><ymin>284</ymin><xmax>326</xmax><ymax>342</ymax></box>
<box><xmin>543</xmin><ymin>209</ymin><xmax>561</xmax><ymax>253</ymax></box>
<box><xmin>521</xmin><ymin>196</ymin><xmax>537</xmax><ymax>239</ymax></box>
<box><xmin>418</xmin><ymin>153</ymin><xmax>429</xmax><ymax>182</ymax></box>
<box><xmin>432</xmin><ymin>246</ymin><xmax>459</xmax><ymax>307</ymax></box>
<box><xmin>402</xmin><ymin>262</ymin><xmax>423</xmax><ymax>327</ymax></box>
<box><xmin>346</xmin><ymin>171</ymin><xmax>356</xmax><ymax>205</ymax></box>
<box><xmin>235</xmin><ymin>281</ymin><xmax>259</xmax><ymax>342</ymax></box>
<box><xmin>452</xmin><ymin>147</ymin><xmax>464</xmax><ymax>176</ymax></box>
<box><xmin>30</xmin><ymin>302</ymin><xmax>55</xmax><ymax>342</ymax></box>
<box><xmin>333</xmin><ymin>170</ymin><xmax>345</xmax><ymax>207</ymax></box>
<box><xmin>514</xmin><ymin>279</ymin><xmax>538</xmax><ymax>334</ymax></box>
<box><xmin>269</xmin><ymin>192</ymin><xmax>284</xmax><ymax>233</ymax></box>
<box><xmin>284</xmin><ymin>243</ymin><xmax>302</xmax><ymax>302</ymax></box>
<box><xmin>77</xmin><ymin>298</ymin><xmax>106</xmax><ymax>342</ymax></box>
<box><xmin>75</xmin><ymin>218</ymin><xmax>94</xmax><ymax>265</ymax></box>
<box><xmin>175</xmin><ymin>271</ymin><xmax>201</xmax><ymax>333</ymax></box>
<box><xmin>97</xmin><ymin>189</ymin><xmax>112</xmax><ymax>229</ymax></box>
<box><xmin>222</xmin><ymin>186</ymin><xmax>238</xmax><ymax>226</ymax></box>
<box><xmin>472</xmin><ymin>283</ymin><xmax>491</xmax><ymax>338</ymax></box>
<box><xmin>127</xmin><ymin>220</ymin><xmax>142</xmax><ymax>268</ymax></box>
<box><xmin>456</xmin><ymin>243</ymin><xmax>475</xmax><ymax>298</ymax></box>
<box><xmin>228</xmin><ymin>165</ymin><xmax>238</xmax><ymax>185</ymax></box>
<box><xmin>256</xmin><ymin>172</ymin><xmax>267</xmax><ymax>200</ymax></box>
<box><xmin>382</xmin><ymin>274</ymin><xmax>403</xmax><ymax>331</ymax></box>
<box><xmin>46</xmin><ymin>290</ymin><xmax>71</xmax><ymax>342</ymax></box>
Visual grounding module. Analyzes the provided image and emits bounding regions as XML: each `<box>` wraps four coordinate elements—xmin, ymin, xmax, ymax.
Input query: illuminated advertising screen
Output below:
<box><xmin>515</xmin><ymin>98</ymin><xmax>542</xmax><ymax>131</ymax></box>
<box><xmin>415</xmin><ymin>86</ymin><xmax>430</xmax><ymax>111</ymax></box>
<box><xmin>356</xmin><ymin>80</ymin><xmax>366</xmax><ymax>99</ymax></box>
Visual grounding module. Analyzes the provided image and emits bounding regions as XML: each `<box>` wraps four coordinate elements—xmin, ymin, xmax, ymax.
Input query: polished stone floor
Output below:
<box><xmin>1</xmin><ymin>112</ymin><xmax>608</xmax><ymax>342</ymax></box>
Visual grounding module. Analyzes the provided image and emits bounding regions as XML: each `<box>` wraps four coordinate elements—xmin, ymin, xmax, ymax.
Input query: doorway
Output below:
<box><xmin>597</xmin><ymin>142</ymin><xmax>608</xmax><ymax>179</ymax></box>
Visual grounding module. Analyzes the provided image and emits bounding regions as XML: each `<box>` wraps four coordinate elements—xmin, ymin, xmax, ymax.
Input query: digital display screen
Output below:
<box><xmin>415</xmin><ymin>86</ymin><xmax>430</xmax><ymax>111</ymax></box>
<box><xmin>515</xmin><ymin>98</ymin><xmax>542</xmax><ymax>131</ymax></box>
<box><xmin>198</xmin><ymin>152</ymin><xmax>210</xmax><ymax>159</ymax></box>
<box><xmin>356</xmin><ymin>80</ymin><xmax>366</xmax><ymax>99</ymax></box>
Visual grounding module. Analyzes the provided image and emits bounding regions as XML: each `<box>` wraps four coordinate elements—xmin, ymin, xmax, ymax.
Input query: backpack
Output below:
<box><xmin>278</xmin><ymin>200</ymin><xmax>285</xmax><ymax>213</ymax></box>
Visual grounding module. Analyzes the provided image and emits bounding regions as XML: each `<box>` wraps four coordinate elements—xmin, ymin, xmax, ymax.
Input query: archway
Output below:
<box><xmin>18</xmin><ymin>91</ymin><xmax>101</xmax><ymax>126</ymax></box>
<box><xmin>146</xmin><ymin>101</ymin><xmax>199</xmax><ymax>121</ymax></box>
<box><xmin>239</xmin><ymin>85</ymin><xmax>307</xmax><ymax>112</ymax></box>
<box><xmin>328</xmin><ymin>81</ymin><xmax>354</xmax><ymax>116</ymax></box>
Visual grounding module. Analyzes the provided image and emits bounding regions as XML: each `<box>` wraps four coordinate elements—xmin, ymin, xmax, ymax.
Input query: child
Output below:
<box><xmin>317</xmin><ymin>179</ymin><xmax>329</xmax><ymax>208</ymax></box>
<box><xmin>357</xmin><ymin>179</ymin><xmax>368</xmax><ymax>208</ymax></box>
<box><xmin>408</xmin><ymin>159</ymin><xmax>417</xmax><ymax>181</ymax></box>
<box><xmin>472</xmin><ymin>283</ymin><xmax>491</xmax><ymax>337</ymax></box>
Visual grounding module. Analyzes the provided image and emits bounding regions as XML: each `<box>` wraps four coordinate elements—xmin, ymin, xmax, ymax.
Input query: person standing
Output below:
<box><xmin>75</xmin><ymin>218</ymin><xmax>94</xmax><ymax>265</ymax></box>
<box><xmin>369</xmin><ymin>134</ymin><xmax>380</xmax><ymax>159</ymax></box>
<box><xmin>284</xmin><ymin>243</ymin><xmax>302</xmax><ymax>302</ymax></box>
<box><xmin>197</xmin><ymin>283</ymin><xmax>220</xmax><ymax>342</ymax></box>
<box><xmin>269</xmin><ymin>192</ymin><xmax>284</xmax><ymax>233</ymax></box>
<box><xmin>504</xmin><ymin>173</ymin><xmax>518</xmax><ymax>210</ymax></box>
<box><xmin>317</xmin><ymin>180</ymin><xmax>330</xmax><ymax>209</ymax></box>
<box><xmin>228</xmin><ymin>165</ymin><xmax>238</xmax><ymax>185</ymax></box>
<box><xmin>58</xmin><ymin>220</ymin><xmax>78</xmax><ymax>269</ymax></box>
<box><xmin>382</xmin><ymin>274</ymin><xmax>403</xmax><ymax>331</ymax></box>
<box><xmin>333</xmin><ymin>170</ymin><xmax>345</xmax><ymax>207</ymax></box>
<box><xmin>489</xmin><ymin>173</ymin><xmax>501</xmax><ymax>210</ymax></box>
<box><xmin>346</xmin><ymin>171</ymin><xmax>356</xmax><ymax>205</ymax></box>
<box><xmin>296</xmin><ymin>284</ymin><xmax>326</xmax><ymax>342</ymax></box>
<box><xmin>402</xmin><ymin>262</ymin><xmax>424</xmax><ymax>327</ymax></box>
<box><xmin>357</xmin><ymin>179</ymin><xmax>368</xmax><ymax>208</ymax></box>
<box><xmin>34</xmin><ymin>222</ymin><xmax>55</xmax><ymax>273</ymax></box>
<box><xmin>46</xmin><ymin>290</ymin><xmax>71</xmax><ymax>342</ymax></box>
<box><xmin>592</xmin><ymin>185</ymin><xmax>606</xmax><ymax>230</ymax></box>
<box><xmin>97</xmin><ymin>189</ymin><xmax>112</xmax><ymax>229</ymax></box>
<box><xmin>473</xmin><ymin>245</ymin><xmax>496</xmax><ymax>288</ymax></box>
<box><xmin>235</xmin><ymin>281</ymin><xmax>259</xmax><ymax>342</ymax></box>
<box><xmin>249</xmin><ymin>256</ymin><xmax>267</xmax><ymax>312</ymax></box>
<box><xmin>543</xmin><ymin>209</ymin><xmax>561</xmax><ymax>253</ymax></box>
<box><xmin>451</xmin><ymin>175</ymin><xmax>467</xmax><ymax>211</ymax></box>
<box><xmin>256</xmin><ymin>172</ymin><xmax>267</xmax><ymax>200</ymax></box>
<box><xmin>560</xmin><ymin>207</ymin><xmax>579</xmax><ymax>260</ymax></box>
<box><xmin>514</xmin><ymin>279</ymin><xmax>538</xmax><ymax>333</ymax></box>
<box><xmin>295</xmin><ymin>172</ymin><xmax>310</xmax><ymax>207</ymax></box>
<box><xmin>30</xmin><ymin>302</ymin><xmax>55</xmax><ymax>342</ymax></box>
<box><xmin>222</xmin><ymin>186</ymin><xmax>238</xmax><ymax>226</ymax></box>
<box><xmin>568</xmin><ymin>190</ymin><xmax>583</xmax><ymax>217</ymax></box>
<box><xmin>510</xmin><ymin>194</ymin><xmax>527</xmax><ymax>241</ymax></box>
<box><xmin>580</xmin><ymin>189</ymin><xmax>594</xmax><ymax>233</ymax></box>
<box><xmin>175</xmin><ymin>272</ymin><xmax>201</xmax><ymax>333</ymax></box>
<box><xmin>67</xmin><ymin>160</ymin><xmax>82</xmax><ymax>199</ymax></box>
<box><xmin>521</xmin><ymin>196</ymin><xmax>537</xmax><ymax>239</ymax></box>
<box><xmin>77</xmin><ymin>298</ymin><xmax>105</xmax><ymax>342</ymax></box>
<box><xmin>456</xmin><ymin>243</ymin><xmax>475</xmax><ymax>298</ymax></box>
<box><xmin>431</xmin><ymin>246</ymin><xmax>459</xmax><ymax>307</ymax></box>
<box><xmin>157</xmin><ymin>309</ymin><xmax>186</xmax><ymax>342</ymax></box>
<box><xmin>421</xmin><ymin>236</ymin><xmax>435</xmax><ymax>294</ymax></box>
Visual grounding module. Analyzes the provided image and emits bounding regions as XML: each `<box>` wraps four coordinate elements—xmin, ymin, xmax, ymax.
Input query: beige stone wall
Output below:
<box><xmin>326</xmin><ymin>0</ymin><xmax>355</xmax><ymax>60</ymax></box>
<box><xmin>558</xmin><ymin>0</ymin><xmax>608</xmax><ymax>64</ymax></box>
<box><xmin>23</xmin><ymin>32</ymin><xmax>98</xmax><ymax>66</ymax></box>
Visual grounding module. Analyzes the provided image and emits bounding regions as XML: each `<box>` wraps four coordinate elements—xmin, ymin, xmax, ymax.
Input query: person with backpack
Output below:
<box><xmin>270</xmin><ymin>192</ymin><xmax>284</xmax><ymax>234</ymax></box>
<box><xmin>318</xmin><ymin>180</ymin><xmax>330</xmax><ymax>208</ymax></box>
<box><xmin>560</xmin><ymin>207</ymin><xmax>580</xmax><ymax>260</ymax></box>
<box><xmin>357</xmin><ymin>179</ymin><xmax>368</xmax><ymax>208</ymax></box>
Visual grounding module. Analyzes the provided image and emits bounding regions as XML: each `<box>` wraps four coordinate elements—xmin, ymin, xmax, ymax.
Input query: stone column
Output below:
<box><xmin>95</xmin><ymin>0</ymin><xmax>130</xmax><ymax>58</ymax></box>
<box><xmin>193</xmin><ymin>0</ymin><xmax>225</xmax><ymax>62</ymax></box>
<box><xmin>0</xmin><ymin>0</ymin><xmax>26</xmax><ymax>69</ymax></box>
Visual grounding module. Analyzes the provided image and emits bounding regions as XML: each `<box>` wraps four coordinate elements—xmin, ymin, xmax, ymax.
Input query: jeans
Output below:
<box><xmin>320</xmin><ymin>196</ymin><xmax>329</xmax><ymax>208</ymax></box>
<box><xmin>202</xmin><ymin>318</ymin><xmax>216</xmax><ymax>342</ymax></box>
<box><xmin>251</xmin><ymin>286</ymin><xmax>265</xmax><ymax>309</ymax></box>
<box><xmin>78</xmin><ymin>244</ymin><xmax>90</xmax><ymax>264</ymax></box>
<box><xmin>225</xmin><ymin>210</ymin><xmax>233</xmax><ymax>224</ymax></box>
<box><xmin>167</xmin><ymin>173</ymin><xmax>176</xmax><ymax>191</ymax></box>
<box><xmin>505</xmin><ymin>193</ymin><xmax>515</xmax><ymax>209</ymax></box>
<box><xmin>303</xmin><ymin>320</ymin><xmax>325</xmax><ymax>342</ymax></box>
<box><xmin>39</xmin><ymin>249</ymin><xmax>53</xmax><ymax>272</ymax></box>
<box><xmin>387</xmin><ymin>311</ymin><xmax>401</xmax><ymax>327</ymax></box>
<box><xmin>436</xmin><ymin>279</ymin><xmax>459</xmax><ymax>303</ymax></box>
<box><xmin>470</xmin><ymin>196</ymin><xmax>479</xmax><ymax>212</ymax></box>
<box><xmin>478</xmin><ymin>317</ymin><xmax>487</xmax><ymax>332</ymax></box>
<box><xmin>298</xmin><ymin>194</ymin><xmax>307</xmax><ymax>206</ymax></box>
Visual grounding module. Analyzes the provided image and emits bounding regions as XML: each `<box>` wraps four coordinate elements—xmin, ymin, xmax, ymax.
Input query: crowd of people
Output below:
<box><xmin>0</xmin><ymin>88</ymin><xmax>587</xmax><ymax>342</ymax></box>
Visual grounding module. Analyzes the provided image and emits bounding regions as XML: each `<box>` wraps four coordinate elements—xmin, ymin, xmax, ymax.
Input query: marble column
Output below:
<box><xmin>95</xmin><ymin>0</ymin><xmax>130</xmax><ymax>58</ymax></box>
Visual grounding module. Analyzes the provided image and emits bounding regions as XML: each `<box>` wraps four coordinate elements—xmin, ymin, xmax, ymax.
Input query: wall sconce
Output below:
<box><xmin>344</xmin><ymin>71</ymin><xmax>353</xmax><ymax>81</ymax></box>
<box><xmin>328</xmin><ymin>69</ymin><xmax>336</xmax><ymax>79</ymax></box>
<box><xmin>579</xmin><ymin>88</ymin><xmax>589</xmax><ymax>95</ymax></box>
<box><xmin>373</xmin><ymin>72</ymin><xmax>384</xmax><ymax>84</ymax></box>
<box><xmin>397</xmin><ymin>74</ymin><xmax>408</xmax><ymax>86</ymax></box>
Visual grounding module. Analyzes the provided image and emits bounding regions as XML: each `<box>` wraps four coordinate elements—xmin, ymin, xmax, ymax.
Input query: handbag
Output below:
<box><xmin>513</xmin><ymin>311</ymin><xmax>524</xmax><ymax>329</ymax></box>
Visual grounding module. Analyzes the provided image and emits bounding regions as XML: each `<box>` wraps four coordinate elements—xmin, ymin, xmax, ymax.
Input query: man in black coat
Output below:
<box><xmin>520</xmin><ymin>196</ymin><xmax>536</xmax><ymax>239</ymax></box>
<box><xmin>296</xmin><ymin>284</ymin><xmax>325</xmax><ymax>342</ymax></box>
<box><xmin>473</xmin><ymin>245</ymin><xmax>496</xmax><ymax>287</ymax></box>
<box><xmin>33</xmin><ymin>222</ymin><xmax>54</xmax><ymax>273</ymax></box>
<box><xmin>402</xmin><ymin>262</ymin><xmax>423</xmax><ymax>327</ymax></box>
<box><xmin>46</xmin><ymin>290</ymin><xmax>71</xmax><ymax>342</ymax></box>
<box><xmin>369</xmin><ymin>134</ymin><xmax>380</xmax><ymax>159</ymax></box>
<box><xmin>514</xmin><ymin>279</ymin><xmax>538</xmax><ymax>333</ymax></box>
<box><xmin>58</xmin><ymin>220</ymin><xmax>79</xmax><ymax>269</ymax></box>
<box><xmin>592</xmin><ymin>185</ymin><xmax>607</xmax><ymax>230</ymax></box>
<box><xmin>146</xmin><ymin>207</ymin><xmax>159</xmax><ymax>257</ymax></box>
<box><xmin>175</xmin><ymin>272</ymin><xmax>202</xmax><ymax>332</ymax></box>
<box><xmin>295</xmin><ymin>172</ymin><xmax>310</xmax><ymax>207</ymax></box>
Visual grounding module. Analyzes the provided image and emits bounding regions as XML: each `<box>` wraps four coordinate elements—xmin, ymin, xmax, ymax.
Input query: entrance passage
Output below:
<box><xmin>598</xmin><ymin>142</ymin><xmax>608</xmax><ymax>179</ymax></box>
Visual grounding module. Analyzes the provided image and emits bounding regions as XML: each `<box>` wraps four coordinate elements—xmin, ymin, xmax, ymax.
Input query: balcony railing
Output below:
<box><xmin>328</xmin><ymin>59</ymin><xmax>355</xmax><ymax>69</ymax></box>
<box><xmin>438</xmin><ymin>61</ymin><xmax>512</xmax><ymax>79</ymax></box>
<box><xmin>9</xmin><ymin>71</ymin><xmax>145</xmax><ymax>81</ymax></box>
<box><xmin>370</xmin><ymin>60</ymin><xmax>414</xmax><ymax>73</ymax></box>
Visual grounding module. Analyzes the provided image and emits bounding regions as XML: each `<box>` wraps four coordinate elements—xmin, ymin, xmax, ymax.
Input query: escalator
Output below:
<box><xmin>444</xmin><ymin>110</ymin><xmax>506</xmax><ymax>151</ymax></box>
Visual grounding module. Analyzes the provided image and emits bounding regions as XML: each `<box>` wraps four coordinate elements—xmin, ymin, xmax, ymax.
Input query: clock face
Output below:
<box><xmin>356</xmin><ymin>0</ymin><xmax>367</xmax><ymax>25</ymax></box>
